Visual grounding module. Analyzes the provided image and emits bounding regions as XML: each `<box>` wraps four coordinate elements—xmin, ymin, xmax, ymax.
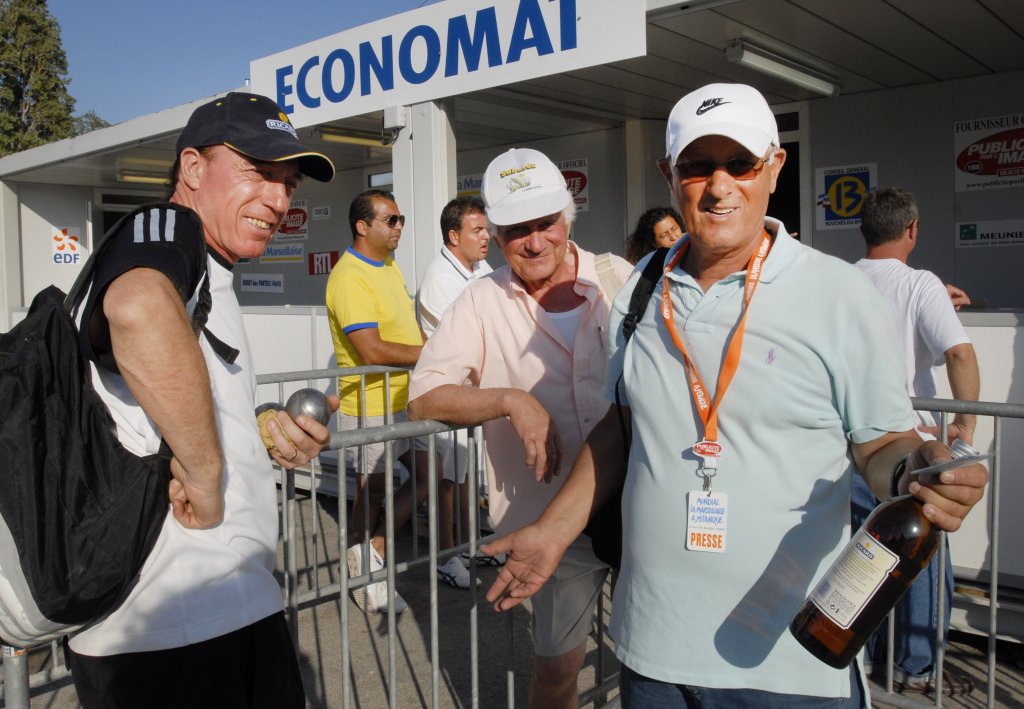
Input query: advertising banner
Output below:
<box><xmin>956</xmin><ymin>218</ymin><xmax>1024</xmax><ymax>248</ymax></box>
<box><xmin>250</xmin><ymin>0</ymin><xmax>646</xmax><ymax>127</ymax></box>
<box><xmin>954</xmin><ymin>113</ymin><xmax>1024</xmax><ymax>191</ymax></box>
<box><xmin>815</xmin><ymin>163</ymin><xmax>877</xmax><ymax>230</ymax></box>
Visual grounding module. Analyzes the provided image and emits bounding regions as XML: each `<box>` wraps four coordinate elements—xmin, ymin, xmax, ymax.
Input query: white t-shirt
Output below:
<box><xmin>854</xmin><ymin>258</ymin><xmax>970</xmax><ymax>431</ymax></box>
<box><xmin>416</xmin><ymin>246</ymin><xmax>493</xmax><ymax>337</ymax></box>
<box><xmin>70</xmin><ymin>206</ymin><xmax>282</xmax><ymax>655</ymax></box>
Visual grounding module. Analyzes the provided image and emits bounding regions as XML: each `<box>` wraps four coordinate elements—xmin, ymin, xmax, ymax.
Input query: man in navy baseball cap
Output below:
<box><xmin>176</xmin><ymin>92</ymin><xmax>334</xmax><ymax>182</ymax></box>
<box><xmin>65</xmin><ymin>90</ymin><xmax>339</xmax><ymax>707</ymax></box>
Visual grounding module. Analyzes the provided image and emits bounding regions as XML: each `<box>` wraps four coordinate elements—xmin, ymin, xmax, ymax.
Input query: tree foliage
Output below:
<box><xmin>71</xmin><ymin>109</ymin><xmax>110</xmax><ymax>136</ymax></box>
<box><xmin>0</xmin><ymin>0</ymin><xmax>76</xmax><ymax>157</ymax></box>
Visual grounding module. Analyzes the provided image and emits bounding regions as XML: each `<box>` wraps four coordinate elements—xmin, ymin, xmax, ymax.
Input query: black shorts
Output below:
<box><xmin>67</xmin><ymin>612</ymin><xmax>304</xmax><ymax>709</ymax></box>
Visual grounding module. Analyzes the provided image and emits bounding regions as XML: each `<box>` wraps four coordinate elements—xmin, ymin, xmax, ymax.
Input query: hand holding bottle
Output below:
<box><xmin>897</xmin><ymin>438</ymin><xmax>990</xmax><ymax>533</ymax></box>
<box><xmin>790</xmin><ymin>440</ymin><xmax>990</xmax><ymax>668</ymax></box>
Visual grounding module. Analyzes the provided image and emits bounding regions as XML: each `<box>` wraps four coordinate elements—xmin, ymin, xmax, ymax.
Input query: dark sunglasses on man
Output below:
<box><xmin>377</xmin><ymin>214</ymin><xmax>406</xmax><ymax>228</ymax></box>
<box><xmin>676</xmin><ymin>155</ymin><xmax>769</xmax><ymax>181</ymax></box>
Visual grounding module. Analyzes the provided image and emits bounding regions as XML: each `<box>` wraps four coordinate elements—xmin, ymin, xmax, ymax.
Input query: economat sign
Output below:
<box><xmin>954</xmin><ymin>113</ymin><xmax>1024</xmax><ymax>191</ymax></box>
<box><xmin>249</xmin><ymin>0</ymin><xmax>646</xmax><ymax>128</ymax></box>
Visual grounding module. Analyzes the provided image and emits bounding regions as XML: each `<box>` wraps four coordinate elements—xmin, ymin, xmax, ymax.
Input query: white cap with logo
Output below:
<box><xmin>665</xmin><ymin>83</ymin><xmax>780</xmax><ymax>166</ymax></box>
<box><xmin>481</xmin><ymin>148</ymin><xmax>572</xmax><ymax>226</ymax></box>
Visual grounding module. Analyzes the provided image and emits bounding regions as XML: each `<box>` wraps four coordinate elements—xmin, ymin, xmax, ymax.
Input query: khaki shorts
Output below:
<box><xmin>339</xmin><ymin>411</ymin><xmax>427</xmax><ymax>475</ymax></box>
<box><xmin>530</xmin><ymin>537</ymin><xmax>609</xmax><ymax>657</ymax></box>
<box><xmin>435</xmin><ymin>427</ymin><xmax>482</xmax><ymax>484</ymax></box>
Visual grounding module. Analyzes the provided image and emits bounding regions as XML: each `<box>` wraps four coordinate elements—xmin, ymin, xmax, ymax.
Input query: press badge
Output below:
<box><xmin>686</xmin><ymin>491</ymin><xmax>728</xmax><ymax>553</ymax></box>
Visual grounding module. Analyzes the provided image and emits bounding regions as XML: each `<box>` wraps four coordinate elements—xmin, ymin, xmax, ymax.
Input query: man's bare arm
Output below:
<box><xmin>944</xmin><ymin>342</ymin><xmax>980</xmax><ymax>443</ymax></box>
<box><xmin>347</xmin><ymin>327</ymin><xmax>421</xmax><ymax>366</ymax></box>
<box><xmin>852</xmin><ymin>429</ymin><xmax>987</xmax><ymax>533</ymax></box>
<box><xmin>483</xmin><ymin>406</ymin><xmax>629</xmax><ymax>610</ymax></box>
<box><xmin>409</xmin><ymin>384</ymin><xmax>562</xmax><ymax>481</ymax></box>
<box><xmin>105</xmin><ymin>268</ymin><xmax>223</xmax><ymax>528</ymax></box>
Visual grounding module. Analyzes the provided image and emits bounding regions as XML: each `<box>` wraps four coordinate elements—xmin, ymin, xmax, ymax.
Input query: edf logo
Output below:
<box><xmin>52</xmin><ymin>227</ymin><xmax>82</xmax><ymax>265</ymax></box>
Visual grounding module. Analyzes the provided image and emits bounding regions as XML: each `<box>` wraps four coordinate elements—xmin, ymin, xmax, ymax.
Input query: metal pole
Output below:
<box><xmin>2</xmin><ymin>645</ymin><xmax>30</xmax><ymax>709</ymax></box>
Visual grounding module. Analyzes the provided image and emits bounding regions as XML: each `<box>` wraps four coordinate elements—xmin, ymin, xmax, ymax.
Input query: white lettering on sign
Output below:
<box><xmin>250</xmin><ymin>0</ymin><xmax>646</xmax><ymax>127</ymax></box>
<box><xmin>240</xmin><ymin>274</ymin><xmax>285</xmax><ymax>293</ymax></box>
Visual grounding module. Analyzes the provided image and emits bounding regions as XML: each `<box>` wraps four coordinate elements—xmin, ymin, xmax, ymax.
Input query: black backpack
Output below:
<box><xmin>584</xmin><ymin>248</ymin><xmax>668</xmax><ymax>569</ymax></box>
<box><xmin>0</xmin><ymin>204</ymin><xmax>234</xmax><ymax>647</ymax></box>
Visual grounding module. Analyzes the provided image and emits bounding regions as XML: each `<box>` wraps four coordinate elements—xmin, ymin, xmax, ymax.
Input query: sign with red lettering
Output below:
<box><xmin>557</xmin><ymin>158</ymin><xmax>589</xmax><ymax>211</ymax></box>
<box><xmin>954</xmin><ymin>114</ymin><xmax>1024</xmax><ymax>191</ymax></box>
<box><xmin>277</xmin><ymin>199</ymin><xmax>309</xmax><ymax>239</ymax></box>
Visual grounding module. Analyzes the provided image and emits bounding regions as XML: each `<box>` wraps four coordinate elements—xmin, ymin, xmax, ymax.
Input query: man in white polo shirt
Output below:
<box><xmin>480</xmin><ymin>84</ymin><xmax>988</xmax><ymax>708</ymax></box>
<box><xmin>417</xmin><ymin>195</ymin><xmax>493</xmax><ymax>590</ymax></box>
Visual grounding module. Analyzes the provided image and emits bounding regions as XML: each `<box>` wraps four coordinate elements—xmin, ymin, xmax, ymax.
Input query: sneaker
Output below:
<box><xmin>459</xmin><ymin>551</ymin><xmax>507</xmax><ymax>567</ymax></box>
<box><xmin>346</xmin><ymin>544</ymin><xmax>407</xmax><ymax>614</ymax></box>
<box><xmin>438</xmin><ymin>556</ymin><xmax>481</xmax><ymax>589</ymax></box>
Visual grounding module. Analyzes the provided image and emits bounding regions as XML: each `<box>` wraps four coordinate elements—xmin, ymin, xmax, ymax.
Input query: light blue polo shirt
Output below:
<box><xmin>603</xmin><ymin>220</ymin><xmax>914</xmax><ymax>699</ymax></box>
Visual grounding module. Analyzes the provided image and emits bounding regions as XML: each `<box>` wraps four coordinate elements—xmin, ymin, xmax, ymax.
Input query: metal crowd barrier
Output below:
<box><xmin>869</xmin><ymin>397</ymin><xmax>1024</xmax><ymax>709</ymax></box>
<box><xmin>263</xmin><ymin>366</ymin><xmax>619</xmax><ymax>709</ymax></box>
<box><xmin>1</xmin><ymin>378</ymin><xmax>1020</xmax><ymax>708</ymax></box>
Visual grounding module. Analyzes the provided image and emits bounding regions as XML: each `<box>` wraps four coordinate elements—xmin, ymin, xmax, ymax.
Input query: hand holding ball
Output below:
<box><xmin>285</xmin><ymin>388</ymin><xmax>331</xmax><ymax>426</ymax></box>
<box><xmin>255</xmin><ymin>389</ymin><xmax>331</xmax><ymax>452</ymax></box>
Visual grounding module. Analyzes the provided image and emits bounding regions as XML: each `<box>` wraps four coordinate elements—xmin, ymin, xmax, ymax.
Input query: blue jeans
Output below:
<box><xmin>850</xmin><ymin>474</ymin><xmax>953</xmax><ymax>678</ymax></box>
<box><xmin>620</xmin><ymin>663</ymin><xmax>864</xmax><ymax>708</ymax></box>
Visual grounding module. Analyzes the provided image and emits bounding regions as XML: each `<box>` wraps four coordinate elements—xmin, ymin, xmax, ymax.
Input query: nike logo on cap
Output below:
<box><xmin>696</xmin><ymin>98</ymin><xmax>730</xmax><ymax>115</ymax></box>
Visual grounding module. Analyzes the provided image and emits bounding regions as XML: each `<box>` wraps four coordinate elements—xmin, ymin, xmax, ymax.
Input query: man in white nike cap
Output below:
<box><xmin>480</xmin><ymin>84</ymin><xmax>988</xmax><ymax>707</ymax></box>
<box><xmin>409</xmin><ymin>147</ymin><xmax>631</xmax><ymax>708</ymax></box>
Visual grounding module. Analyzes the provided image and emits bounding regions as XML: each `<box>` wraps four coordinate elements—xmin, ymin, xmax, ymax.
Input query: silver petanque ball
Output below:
<box><xmin>285</xmin><ymin>388</ymin><xmax>331</xmax><ymax>426</ymax></box>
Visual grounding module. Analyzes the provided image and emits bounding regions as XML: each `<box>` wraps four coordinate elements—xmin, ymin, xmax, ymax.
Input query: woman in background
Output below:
<box><xmin>625</xmin><ymin>206</ymin><xmax>684</xmax><ymax>264</ymax></box>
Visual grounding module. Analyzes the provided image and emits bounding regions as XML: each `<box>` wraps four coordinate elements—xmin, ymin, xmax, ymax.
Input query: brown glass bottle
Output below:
<box><xmin>789</xmin><ymin>494</ymin><xmax>940</xmax><ymax>669</ymax></box>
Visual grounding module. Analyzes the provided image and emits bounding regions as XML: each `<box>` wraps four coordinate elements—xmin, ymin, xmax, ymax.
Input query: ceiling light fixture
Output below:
<box><xmin>726</xmin><ymin>40</ymin><xmax>840</xmax><ymax>97</ymax></box>
<box><xmin>117</xmin><ymin>171</ymin><xmax>170</xmax><ymax>186</ymax></box>
<box><xmin>317</xmin><ymin>128</ymin><xmax>392</xmax><ymax>149</ymax></box>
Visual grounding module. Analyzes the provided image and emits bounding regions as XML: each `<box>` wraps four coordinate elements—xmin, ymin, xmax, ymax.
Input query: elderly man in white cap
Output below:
<box><xmin>409</xmin><ymin>147</ymin><xmax>632</xmax><ymax>708</ymax></box>
<box><xmin>479</xmin><ymin>84</ymin><xmax>988</xmax><ymax>707</ymax></box>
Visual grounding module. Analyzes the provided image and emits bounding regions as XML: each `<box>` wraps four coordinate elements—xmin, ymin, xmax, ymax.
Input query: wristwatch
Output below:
<box><xmin>890</xmin><ymin>454</ymin><xmax>912</xmax><ymax>498</ymax></box>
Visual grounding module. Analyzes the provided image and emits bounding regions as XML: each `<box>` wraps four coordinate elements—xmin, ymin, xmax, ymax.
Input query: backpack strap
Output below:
<box><xmin>614</xmin><ymin>247</ymin><xmax>670</xmax><ymax>457</ymax></box>
<box><xmin>621</xmin><ymin>247</ymin><xmax>669</xmax><ymax>343</ymax></box>
<box><xmin>594</xmin><ymin>252</ymin><xmax>625</xmax><ymax>298</ymax></box>
<box><xmin>66</xmin><ymin>203</ymin><xmax>238</xmax><ymax>365</ymax></box>
<box><xmin>191</xmin><ymin>272</ymin><xmax>239</xmax><ymax>364</ymax></box>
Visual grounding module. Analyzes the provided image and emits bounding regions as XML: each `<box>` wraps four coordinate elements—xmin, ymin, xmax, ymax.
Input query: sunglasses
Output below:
<box><xmin>676</xmin><ymin>156</ymin><xmax>768</xmax><ymax>181</ymax></box>
<box><xmin>376</xmin><ymin>214</ymin><xmax>406</xmax><ymax>228</ymax></box>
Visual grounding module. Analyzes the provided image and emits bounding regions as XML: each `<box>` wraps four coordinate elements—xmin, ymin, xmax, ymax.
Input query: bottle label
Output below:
<box><xmin>808</xmin><ymin>529</ymin><xmax>899</xmax><ymax>629</ymax></box>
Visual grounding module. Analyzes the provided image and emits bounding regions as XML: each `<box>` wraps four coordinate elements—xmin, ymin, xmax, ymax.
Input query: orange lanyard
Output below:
<box><xmin>660</xmin><ymin>230</ymin><xmax>773</xmax><ymax>469</ymax></box>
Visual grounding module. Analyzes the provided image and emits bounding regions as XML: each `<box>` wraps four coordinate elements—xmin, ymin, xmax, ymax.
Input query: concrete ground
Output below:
<box><xmin>4</xmin><ymin>490</ymin><xmax>1022</xmax><ymax>708</ymax></box>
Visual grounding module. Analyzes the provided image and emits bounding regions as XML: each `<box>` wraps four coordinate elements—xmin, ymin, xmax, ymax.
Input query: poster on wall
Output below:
<box><xmin>456</xmin><ymin>158</ymin><xmax>590</xmax><ymax>211</ymax></box>
<box><xmin>309</xmin><ymin>250</ymin><xmax>340</xmax><ymax>275</ymax></box>
<box><xmin>276</xmin><ymin>199</ymin><xmax>309</xmax><ymax>241</ymax></box>
<box><xmin>262</xmin><ymin>244</ymin><xmax>304</xmax><ymax>263</ymax></box>
<box><xmin>557</xmin><ymin>158</ymin><xmax>589</xmax><ymax>212</ymax></box>
<box><xmin>52</xmin><ymin>226</ymin><xmax>85</xmax><ymax>265</ymax></box>
<box><xmin>815</xmin><ymin>163</ymin><xmax>877</xmax><ymax>230</ymax></box>
<box><xmin>240</xmin><ymin>274</ymin><xmax>285</xmax><ymax>293</ymax></box>
<box><xmin>956</xmin><ymin>218</ymin><xmax>1024</xmax><ymax>248</ymax></box>
<box><xmin>954</xmin><ymin>113</ymin><xmax>1024</xmax><ymax>192</ymax></box>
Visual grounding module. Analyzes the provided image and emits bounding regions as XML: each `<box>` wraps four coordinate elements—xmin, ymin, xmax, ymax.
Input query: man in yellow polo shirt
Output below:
<box><xmin>326</xmin><ymin>188</ymin><xmax>429</xmax><ymax>614</ymax></box>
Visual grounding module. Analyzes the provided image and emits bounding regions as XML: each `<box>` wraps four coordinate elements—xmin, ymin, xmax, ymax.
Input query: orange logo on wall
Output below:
<box><xmin>52</xmin><ymin>227</ymin><xmax>81</xmax><ymax>252</ymax></box>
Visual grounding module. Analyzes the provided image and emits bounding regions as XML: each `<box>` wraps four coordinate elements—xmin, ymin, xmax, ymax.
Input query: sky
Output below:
<box><xmin>48</xmin><ymin>0</ymin><xmax>443</xmax><ymax>125</ymax></box>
